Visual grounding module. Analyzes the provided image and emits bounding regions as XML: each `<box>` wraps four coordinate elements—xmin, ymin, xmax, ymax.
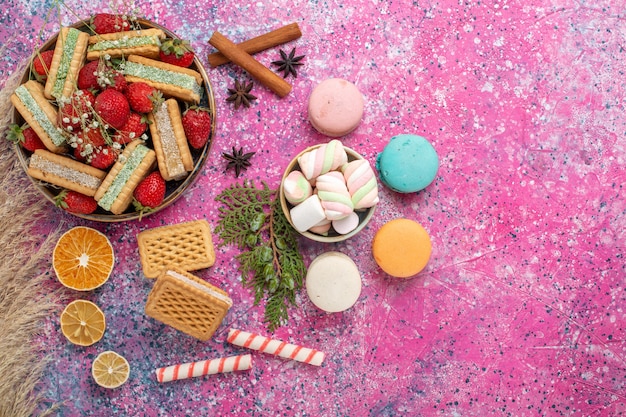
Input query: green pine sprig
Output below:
<box><xmin>215</xmin><ymin>180</ymin><xmax>306</xmax><ymax>332</ymax></box>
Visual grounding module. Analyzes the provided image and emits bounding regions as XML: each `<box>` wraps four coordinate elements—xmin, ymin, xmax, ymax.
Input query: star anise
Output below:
<box><xmin>226</xmin><ymin>79</ymin><xmax>257</xmax><ymax>109</ymax></box>
<box><xmin>222</xmin><ymin>146</ymin><xmax>255</xmax><ymax>178</ymax></box>
<box><xmin>271</xmin><ymin>47</ymin><xmax>305</xmax><ymax>78</ymax></box>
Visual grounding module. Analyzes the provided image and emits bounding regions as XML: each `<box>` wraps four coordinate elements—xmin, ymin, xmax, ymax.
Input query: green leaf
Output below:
<box><xmin>249</xmin><ymin>212</ymin><xmax>266</xmax><ymax>232</ymax></box>
<box><xmin>215</xmin><ymin>180</ymin><xmax>306</xmax><ymax>331</ymax></box>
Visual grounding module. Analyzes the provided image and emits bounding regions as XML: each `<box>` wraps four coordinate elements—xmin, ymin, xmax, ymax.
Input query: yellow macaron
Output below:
<box><xmin>372</xmin><ymin>218</ymin><xmax>432</xmax><ymax>278</ymax></box>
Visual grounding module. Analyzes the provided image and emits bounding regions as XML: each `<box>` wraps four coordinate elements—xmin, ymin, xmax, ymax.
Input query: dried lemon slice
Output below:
<box><xmin>53</xmin><ymin>226</ymin><xmax>115</xmax><ymax>291</ymax></box>
<box><xmin>60</xmin><ymin>300</ymin><xmax>106</xmax><ymax>346</ymax></box>
<box><xmin>92</xmin><ymin>351</ymin><xmax>130</xmax><ymax>389</ymax></box>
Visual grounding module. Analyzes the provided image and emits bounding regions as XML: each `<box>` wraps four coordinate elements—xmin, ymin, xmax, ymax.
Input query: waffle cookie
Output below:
<box><xmin>94</xmin><ymin>139</ymin><xmax>156</xmax><ymax>214</ymax></box>
<box><xmin>145</xmin><ymin>267</ymin><xmax>232</xmax><ymax>341</ymax></box>
<box><xmin>148</xmin><ymin>99</ymin><xmax>193</xmax><ymax>181</ymax></box>
<box><xmin>44</xmin><ymin>27</ymin><xmax>90</xmax><ymax>99</ymax></box>
<box><xmin>11</xmin><ymin>80</ymin><xmax>68</xmax><ymax>153</ymax></box>
<box><xmin>137</xmin><ymin>219</ymin><xmax>216</xmax><ymax>278</ymax></box>
<box><xmin>27</xmin><ymin>149</ymin><xmax>107</xmax><ymax>196</ymax></box>
<box><xmin>123</xmin><ymin>55</ymin><xmax>203</xmax><ymax>103</ymax></box>
<box><xmin>87</xmin><ymin>28</ymin><xmax>166</xmax><ymax>60</ymax></box>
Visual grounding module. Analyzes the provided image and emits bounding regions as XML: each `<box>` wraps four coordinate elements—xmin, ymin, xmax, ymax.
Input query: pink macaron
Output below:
<box><xmin>308</xmin><ymin>78</ymin><xmax>364</xmax><ymax>137</ymax></box>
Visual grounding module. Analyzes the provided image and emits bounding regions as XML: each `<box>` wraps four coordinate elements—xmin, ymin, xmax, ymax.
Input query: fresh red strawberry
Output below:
<box><xmin>125</xmin><ymin>82</ymin><xmax>162</xmax><ymax>113</ymax></box>
<box><xmin>73</xmin><ymin>127</ymin><xmax>107</xmax><ymax>161</ymax></box>
<box><xmin>159</xmin><ymin>39</ymin><xmax>195</xmax><ymax>68</ymax></box>
<box><xmin>32</xmin><ymin>50</ymin><xmax>54</xmax><ymax>79</ymax></box>
<box><xmin>73</xmin><ymin>145</ymin><xmax>87</xmax><ymax>162</ymax></box>
<box><xmin>114</xmin><ymin>112</ymin><xmax>148</xmax><ymax>144</ymax></box>
<box><xmin>181</xmin><ymin>106</ymin><xmax>212</xmax><ymax>149</ymax></box>
<box><xmin>54</xmin><ymin>190</ymin><xmax>98</xmax><ymax>214</ymax></box>
<box><xmin>133</xmin><ymin>171</ymin><xmax>166</xmax><ymax>215</ymax></box>
<box><xmin>7</xmin><ymin>124</ymin><xmax>46</xmax><ymax>152</ymax></box>
<box><xmin>89</xmin><ymin>145</ymin><xmax>118</xmax><ymax>169</ymax></box>
<box><xmin>58</xmin><ymin>89</ymin><xmax>96</xmax><ymax>132</ymax></box>
<box><xmin>76</xmin><ymin>125</ymin><xmax>106</xmax><ymax>148</ymax></box>
<box><xmin>91</xmin><ymin>13</ymin><xmax>131</xmax><ymax>34</ymax></box>
<box><xmin>108</xmin><ymin>70</ymin><xmax>128</xmax><ymax>93</ymax></box>
<box><xmin>78</xmin><ymin>60</ymin><xmax>126</xmax><ymax>92</ymax></box>
<box><xmin>77</xmin><ymin>60</ymin><xmax>101</xmax><ymax>91</ymax></box>
<box><xmin>94</xmin><ymin>88</ymin><xmax>130</xmax><ymax>129</ymax></box>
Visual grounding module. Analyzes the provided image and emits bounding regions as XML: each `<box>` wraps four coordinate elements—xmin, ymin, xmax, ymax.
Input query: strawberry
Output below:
<box><xmin>73</xmin><ymin>127</ymin><xmax>106</xmax><ymax>162</ymax></box>
<box><xmin>89</xmin><ymin>145</ymin><xmax>118</xmax><ymax>169</ymax></box>
<box><xmin>108</xmin><ymin>70</ymin><xmax>128</xmax><ymax>93</ymax></box>
<box><xmin>77</xmin><ymin>60</ymin><xmax>101</xmax><ymax>91</ymax></box>
<box><xmin>73</xmin><ymin>125</ymin><xmax>106</xmax><ymax>154</ymax></box>
<box><xmin>133</xmin><ymin>171</ymin><xmax>166</xmax><ymax>215</ymax></box>
<box><xmin>79</xmin><ymin>60</ymin><xmax>126</xmax><ymax>92</ymax></box>
<box><xmin>114</xmin><ymin>112</ymin><xmax>148</xmax><ymax>144</ymax></box>
<box><xmin>58</xmin><ymin>89</ymin><xmax>96</xmax><ymax>132</ymax></box>
<box><xmin>91</xmin><ymin>13</ymin><xmax>131</xmax><ymax>34</ymax></box>
<box><xmin>73</xmin><ymin>145</ymin><xmax>87</xmax><ymax>162</ymax></box>
<box><xmin>32</xmin><ymin>50</ymin><xmax>54</xmax><ymax>80</ymax></box>
<box><xmin>54</xmin><ymin>190</ymin><xmax>98</xmax><ymax>214</ymax></box>
<box><xmin>7</xmin><ymin>124</ymin><xmax>46</xmax><ymax>152</ymax></box>
<box><xmin>94</xmin><ymin>88</ymin><xmax>130</xmax><ymax>129</ymax></box>
<box><xmin>125</xmin><ymin>82</ymin><xmax>162</xmax><ymax>113</ymax></box>
<box><xmin>181</xmin><ymin>106</ymin><xmax>212</xmax><ymax>149</ymax></box>
<box><xmin>159</xmin><ymin>39</ymin><xmax>195</xmax><ymax>68</ymax></box>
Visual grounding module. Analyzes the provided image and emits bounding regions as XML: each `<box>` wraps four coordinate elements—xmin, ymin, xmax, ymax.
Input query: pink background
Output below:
<box><xmin>1</xmin><ymin>0</ymin><xmax>625</xmax><ymax>415</ymax></box>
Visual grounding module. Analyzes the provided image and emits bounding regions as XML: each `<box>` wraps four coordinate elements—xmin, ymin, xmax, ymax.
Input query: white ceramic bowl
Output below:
<box><xmin>279</xmin><ymin>144</ymin><xmax>376</xmax><ymax>243</ymax></box>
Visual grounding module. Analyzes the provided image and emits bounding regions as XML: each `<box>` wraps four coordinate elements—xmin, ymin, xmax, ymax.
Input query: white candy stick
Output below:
<box><xmin>155</xmin><ymin>354</ymin><xmax>252</xmax><ymax>383</ymax></box>
<box><xmin>227</xmin><ymin>328</ymin><xmax>325</xmax><ymax>366</ymax></box>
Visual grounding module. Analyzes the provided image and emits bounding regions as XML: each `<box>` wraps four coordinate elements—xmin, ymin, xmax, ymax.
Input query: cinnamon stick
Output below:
<box><xmin>208</xmin><ymin>23</ymin><xmax>302</xmax><ymax>67</ymax></box>
<box><xmin>208</xmin><ymin>31</ymin><xmax>292</xmax><ymax>98</ymax></box>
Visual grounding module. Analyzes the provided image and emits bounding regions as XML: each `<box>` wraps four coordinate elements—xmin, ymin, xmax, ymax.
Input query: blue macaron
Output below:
<box><xmin>375</xmin><ymin>134</ymin><xmax>439</xmax><ymax>193</ymax></box>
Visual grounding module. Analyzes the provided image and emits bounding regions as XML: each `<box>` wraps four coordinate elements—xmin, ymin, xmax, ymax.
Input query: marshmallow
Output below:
<box><xmin>297</xmin><ymin>139</ymin><xmax>348</xmax><ymax>180</ymax></box>
<box><xmin>332</xmin><ymin>211</ymin><xmax>360</xmax><ymax>235</ymax></box>
<box><xmin>309</xmin><ymin>219</ymin><xmax>332</xmax><ymax>235</ymax></box>
<box><xmin>315</xmin><ymin>171</ymin><xmax>354</xmax><ymax>220</ymax></box>
<box><xmin>342</xmin><ymin>159</ymin><xmax>379</xmax><ymax>209</ymax></box>
<box><xmin>289</xmin><ymin>195</ymin><xmax>327</xmax><ymax>232</ymax></box>
<box><xmin>283</xmin><ymin>170</ymin><xmax>313</xmax><ymax>205</ymax></box>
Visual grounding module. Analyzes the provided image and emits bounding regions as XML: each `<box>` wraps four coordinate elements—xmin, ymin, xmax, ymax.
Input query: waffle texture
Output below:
<box><xmin>137</xmin><ymin>219</ymin><xmax>216</xmax><ymax>278</ymax></box>
<box><xmin>145</xmin><ymin>267</ymin><xmax>231</xmax><ymax>341</ymax></box>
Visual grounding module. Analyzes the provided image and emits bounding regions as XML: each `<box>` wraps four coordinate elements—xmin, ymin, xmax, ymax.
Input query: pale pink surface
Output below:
<box><xmin>1</xmin><ymin>0</ymin><xmax>625</xmax><ymax>416</ymax></box>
